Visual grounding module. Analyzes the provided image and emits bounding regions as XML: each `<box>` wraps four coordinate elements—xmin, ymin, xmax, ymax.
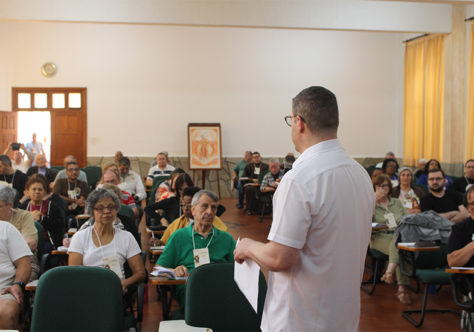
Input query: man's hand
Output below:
<box><xmin>148</xmin><ymin>237</ymin><xmax>162</xmax><ymax>246</ymax></box>
<box><xmin>1</xmin><ymin>284</ymin><xmax>23</xmax><ymax>304</ymax></box>
<box><xmin>234</xmin><ymin>238</ymin><xmax>255</xmax><ymax>263</ymax></box>
<box><xmin>76</xmin><ymin>197</ymin><xmax>85</xmax><ymax>205</ymax></box>
<box><xmin>120</xmin><ymin>279</ymin><xmax>129</xmax><ymax>294</ymax></box>
<box><xmin>173</xmin><ymin>265</ymin><xmax>189</xmax><ymax>277</ymax></box>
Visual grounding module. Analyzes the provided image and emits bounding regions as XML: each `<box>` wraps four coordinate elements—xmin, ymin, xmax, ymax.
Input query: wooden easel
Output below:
<box><xmin>192</xmin><ymin>169</ymin><xmax>221</xmax><ymax>199</ymax></box>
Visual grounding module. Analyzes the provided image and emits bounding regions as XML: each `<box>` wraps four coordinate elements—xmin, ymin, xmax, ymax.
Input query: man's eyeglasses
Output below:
<box><xmin>376</xmin><ymin>184</ymin><xmax>390</xmax><ymax>188</ymax></box>
<box><xmin>94</xmin><ymin>205</ymin><xmax>117</xmax><ymax>213</ymax></box>
<box><xmin>284</xmin><ymin>115</ymin><xmax>305</xmax><ymax>127</ymax></box>
<box><xmin>67</xmin><ymin>168</ymin><xmax>80</xmax><ymax>172</ymax></box>
<box><xmin>180</xmin><ymin>203</ymin><xmax>192</xmax><ymax>209</ymax></box>
<box><xmin>428</xmin><ymin>177</ymin><xmax>443</xmax><ymax>182</ymax></box>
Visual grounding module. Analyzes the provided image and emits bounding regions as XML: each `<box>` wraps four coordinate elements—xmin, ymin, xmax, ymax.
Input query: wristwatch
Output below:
<box><xmin>12</xmin><ymin>281</ymin><xmax>25</xmax><ymax>290</ymax></box>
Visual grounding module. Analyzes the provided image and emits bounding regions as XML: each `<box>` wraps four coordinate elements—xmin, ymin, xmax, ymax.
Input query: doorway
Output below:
<box><xmin>17</xmin><ymin>111</ymin><xmax>51</xmax><ymax>164</ymax></box>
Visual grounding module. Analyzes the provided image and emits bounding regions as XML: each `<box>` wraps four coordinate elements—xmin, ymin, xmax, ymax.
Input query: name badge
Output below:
<box><xmin>403</xmin><ymin>200</ymin><xmax>413</xmax><ymax>209</ymax></box>
<box><xmin>193</xmin><ymin>248</ymin><xmax>210</xmax><ymax>268</ymax></box>
<box><xmin>254</xmin><ymin>167</ymin><xmax>260</xmax><ymax>175</ymax></box>
<box><xmin>103</xmin><ymin>255</ymin><xmax>124</xmax><ymax>279</ymax></box>
<box><xmin>384</xmin><ymin>212</ymin><xmax>397</xmax><ymax>229</ymax></box>
<box><xmin>67</xmin><ymin>190</ymin><xmax>77</xmax><ymax>199</ymax></box>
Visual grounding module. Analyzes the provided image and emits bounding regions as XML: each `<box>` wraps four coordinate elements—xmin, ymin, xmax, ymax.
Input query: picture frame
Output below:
<box><xmin>187</xmin><ymin>123</ymin><xmax>222</xmax><ymax>170</ymax></box>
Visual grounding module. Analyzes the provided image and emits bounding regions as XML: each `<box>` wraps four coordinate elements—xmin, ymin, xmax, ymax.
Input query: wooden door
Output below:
<box><xmin>0</xmin><ymin>111</ymin><xmax>17</xmax><ymax>157</ymax></box>
<box><xmin>51</xmin><ymin>110</ymin><xmax>86</xmax><ymax>167</ymax></box>
<box><xmin>12</xmin><ymin>87</ymin><xmax>87</xmax><ymax>167</ymax></box>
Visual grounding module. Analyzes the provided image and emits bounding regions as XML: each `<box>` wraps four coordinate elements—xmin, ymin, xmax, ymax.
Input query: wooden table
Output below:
<box><xmin>446</xmin><ymin>268</ymin><xmax>474</xmax><ymax>274</ymax></box>
<box><xmin>146</xmin><ymin>227</ymin><xmax>165</xmax><ymax>236</ymax></box>
<box><xmin>151</xmin><ymin>248</ymin><xmax>164</xmax><ymax>256</ymax></box>
<box><xmin>372</xmin><ymin>224</ymin><xmax>388</xmax><ymax>231</ymax></box>
<box><xmin>26</xmin><ymin>279</ymin><xmax>38</xmax><ymax>291</ymax></box>
<box><xmin>397</xmin><ymin>244</ymin><xmax>440</xmax><ymax>252</ymax></box>
<box><xmin>150</xmin><ymin>276</ymin><xmax>187</xmax><ymax>320</ymax></box>
<box><xmin>51</xmin><ymin>250</ymin><xmax>68</xmax><ymax>255</ymax></box>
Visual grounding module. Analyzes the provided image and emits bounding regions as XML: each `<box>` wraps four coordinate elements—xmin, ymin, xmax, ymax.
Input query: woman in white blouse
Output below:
<box><xmin>68</xmin><ymin>188</ymin><xmax>145</xmax><ymax>293</ymax></box>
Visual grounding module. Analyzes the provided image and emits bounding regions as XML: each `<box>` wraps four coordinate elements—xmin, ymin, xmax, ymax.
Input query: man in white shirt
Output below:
<box><xmin>0</xmin><ymin>221</ymin><xmax>32</xmax><ymax>330</ymax></box>
<box><xmin>118</xmin><ymin>157</ymin><xmax>146</xmax><ymax>203</ymax></box>
<box><xmin>145</xmin><ymin>152</ymin><xmax>175</xmax><ymax>187</ymax></box>
<box><xmin>2</xmin><ymin>143</ymin><xmax>33</xmax><ymax>174</ymax></box>
<box><xmin>25</xmin><ymin>133</ymin><xmax>45</xmax><ymax>167</ymax></box>
<box><xmin>234</xmin><ymin>86</ymin><xmax>375</xmax><ymax>331</ymax></box>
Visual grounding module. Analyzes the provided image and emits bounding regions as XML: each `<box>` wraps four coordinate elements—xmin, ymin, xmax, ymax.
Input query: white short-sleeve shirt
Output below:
<box><xmin>262</xmin><ymin>139</ymin><xmax>375</xmax><ymax>332</ymax></box>
<box><xmin>68</xmin><ymin>227</ymin><xmax>141</xmax><ymax>278</ymax></box>
<box><xmin>0</xmin><ymin>221</ymin><xmax>32</xmax><ymax>290</ymax></box>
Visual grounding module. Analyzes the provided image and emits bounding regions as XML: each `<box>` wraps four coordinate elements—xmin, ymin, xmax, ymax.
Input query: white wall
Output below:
<box><xmin>0</xmin><ymin>21</ymin><xmax>405</xmax><ymax>158</ymax></box>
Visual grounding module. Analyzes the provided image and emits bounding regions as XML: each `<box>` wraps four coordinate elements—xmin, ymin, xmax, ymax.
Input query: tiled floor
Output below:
<box><xmin>141</xmin><ymin>197</ymin><xmax>461</xmax><ymax>332</ymax></box>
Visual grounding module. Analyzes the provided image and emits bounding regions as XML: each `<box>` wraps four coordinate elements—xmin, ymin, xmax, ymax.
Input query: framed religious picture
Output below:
<box><xmin>188</xmin><ymin>123</ymin><xmax>222</xmax><ymax>170</ymax></box>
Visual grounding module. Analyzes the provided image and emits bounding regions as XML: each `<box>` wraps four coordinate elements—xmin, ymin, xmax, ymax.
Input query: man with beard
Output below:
<box><xmin>453</xmin><ymin>159</ymin><xmax>474</xmax><ymax>194</ymax></box>
<box><xmin>421</xmin><ymin>168</ymin><xmax>468</xmax><ymax>222</ymax></box>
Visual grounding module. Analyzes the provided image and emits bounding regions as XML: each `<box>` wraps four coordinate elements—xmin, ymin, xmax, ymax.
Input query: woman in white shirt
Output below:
<box><xmin>68</xmin><ymin>188</ymin><xmax>145</xmax><ymax>293</ymax></box>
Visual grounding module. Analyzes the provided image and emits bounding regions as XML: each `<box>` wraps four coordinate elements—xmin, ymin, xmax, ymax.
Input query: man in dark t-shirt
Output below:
<box><xmin>453</xmin><ymin>159</ymin><xmax>474</xmax><ymax>194</ymax></box>
<box><xmin>53</xmin><ymin>161</ymin><xmax>89</xmax><ymax>216</ymax></box>
<box><xmin>420</xmin><ymin>169</ymin><xmax>468</xmax><ymax>223</ymax></box>
<box><xmin>447</xmin><ymin>187</ymin><xmax>474</xmax><ymax>267</ymax></box>
<box><xmin>0</xmin><ymin>154</ymin><xmax>28</xmax><ymax>200</ymax></box>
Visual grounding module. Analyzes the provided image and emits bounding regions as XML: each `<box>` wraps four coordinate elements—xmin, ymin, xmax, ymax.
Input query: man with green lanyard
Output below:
<box><xmin>156</xmin><ymin>189</ymin><xmax>235</xmax><ymax>308</ymax></box>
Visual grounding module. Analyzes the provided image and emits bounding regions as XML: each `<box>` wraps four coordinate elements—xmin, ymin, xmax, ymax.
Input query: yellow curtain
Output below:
<box><xmin>466</xmin><ymin>23</ymin><xmax>474</xmax><ymax>159</ymax></box>
<box><xmin>403</xmin><ymin>35</ymin><xmax>445</xmax><ymax>166</ymax></box>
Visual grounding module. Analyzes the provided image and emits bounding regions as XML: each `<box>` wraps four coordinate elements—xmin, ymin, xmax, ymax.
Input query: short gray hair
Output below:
<box><xmin>191</xmin><ymin>190</ymin><xmax>219</xmax><ymax>206</ymax></box>
<box><xmin>269</xmin><ymin>159</ymin><xmax>280</xmax><ymax>165</ymax></box>
<box><xmin>85</xmin><ymin>188</ymin><xmax>121</xmax><ymax>216</ymax></box>
<box><xmin>0</xmin><ymin>185</ymin><xmax>15</xmax><ymax>205</ymax></box>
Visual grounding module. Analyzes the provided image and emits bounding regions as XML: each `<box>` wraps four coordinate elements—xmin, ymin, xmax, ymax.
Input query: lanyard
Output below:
<box><xmin>2</xmin><ymin>171</ymin><xmax>15</xmax><ymax>185</ymax></box>
<box><xmin>92</xmin><ymin>226</ymin><xmax>118</xmax><ymax>262</ymax></box>
<box><xmin>67</xmin><ymin>180</ymin><xmax>77</xmax><ymax>193</ymax></box>
<box><xmin>192</xmin><ymin>226</ymin><xmax>214</xmax><ymax>250</ymax></box>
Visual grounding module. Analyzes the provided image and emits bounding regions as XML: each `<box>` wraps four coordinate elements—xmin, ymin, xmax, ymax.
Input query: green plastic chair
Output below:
<box><xmin>185</xmin><ymin>262</ymin><xmax>267</xmax><ymax>331</ymax></box>
<box><xmin>50</xmin><ymin>165</ymin><xmax>65</xmax><ymax>173</ymax></box>
<box><xmin>81</xmin><ymin>165</ymin><xmax>102</xmax><ymax>190</ymax></box>
<box><xmin>361</xmin><ymin>248</ymin><xmax>388</xmax><ymax>295</ymax></box>
<box><xmin>399</xmin><ymin>244</ymin><xmax>459</xmax><ymax>327</ymax></box>
<box><xmin>30</xmin><ymin>266</ymin><xmax>124</xmax><ymax>331</ymax></box>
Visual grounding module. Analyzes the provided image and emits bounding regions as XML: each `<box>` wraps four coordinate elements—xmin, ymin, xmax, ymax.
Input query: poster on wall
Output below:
<box><xmin>187</xmin><ymin>123</ymin><xmax>222</xmax><ymax>170</ymax></box>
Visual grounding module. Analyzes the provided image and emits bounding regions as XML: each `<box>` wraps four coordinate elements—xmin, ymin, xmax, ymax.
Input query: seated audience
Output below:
<box><xmin>371</xmin><ymin>174</ymin><xmax>411</xmax><ymax>304</ymax></box>
<box><xmin>3</xmin><ymin>143</ymin><xmax>33</xmax><ymax>174</ymax></box>
<box><xmin>27</xmin><ymin>154</ymin><xmax>57</xmax><ymax>184</ymax></box>
<box><xmin>114</xmin><ymin>151</ymin><xmax>124</xmax><ymax>164</ymax></box>
<box><xmin>146</xmin><ymin>152</ymin><xmax>175</xmax><ymax>187</ymax></box>
<box><xmin>0</xmin><ymin>155</ymin><xmax>28</xmax><ymax>200</ymax></box>
<box><xmin>19</xmin><ymin>175</ymin><xmax>66</xmax><ymax>253</ymax></box>
<box><xmin>375</xmin><ymin>151</ymin><xmax>396</xmax><ymax>168</ymax></box>
<box><xmin>242</xmin><ymin>152</ymin><xmax>268</xmax><ymax>214</ymax></box>
<box><xmin>79</xmin><ymin>185</ymin><xmax>140</xmax><ymax>246</ymax></box>
<box><xmin>54</xmin><ymin>155</ymin><xmax>88</xmax><ymax>186</ymax></box>
<box><xmin>420</xmin><ymin>168</ymin><xmax>468</xmax><ymax>223</ymax></box>
<box><xmin>53</xmin><ymin>161</ymin><xmax>89</xmax><ymax>218</ymax></box>
<box><xmin>414</xmin><ymin>158</ymin><xmax>427</xmax><ymax>179</ymax></box>
<box><xmin>0</xmin><ymin>185</ymin><xmax>39</xmax><ymax>280</ymax></box>
<box><xmin>154</xmin><ymin>168</ymin><xmax>185</xmax><ymax>202</ymax></box>
<box><xmin>68</xmin><ymin>188</ymin><xmax>145</xmax><ymax>293</ymax></box>
<box><xmin>370</xmin><ymin>167</ymin><xmax>383</xmax><ymax>184</ymax></box>
<box><xmin>283</xmin><ymin>153</ymin><xmax>295</xmax><ymax>174</ymax></box>
<box><xmin>260</xmin><ymin>159</ymin><xmax>284</xmax><ymax>193</ymax></box>
<box><xmin>382</xmin><ymin>158</ymin><xmax>399</xmax><ymax>187</ymax></box>
<box><xmin>156</xmin><ymin>190</ymin><xmax>235</xmax><ymax>308</ymax></box>
<box><xmin>145</xmin><ymin>173</ymin><xmax>194</xmax><ymax>226</ymax></box>
<box><xmin>447</xmin><ymin>186</ymin><xmax>474</xmax><ymax>267</ymax></box>
<box><xmin>0</xmin><ymin>221</ymin><xmax>31</xmax><ymax>330</ymax></box>
<box><xmin>99</xmin><ymin>161</ymin><xmax>120</xmax><ymax>184</ymax></box>
<box><xmin>152</xmin><ymin>186</ymin><xmax>227</xmax><ymax>246</ymax></box>
<box><xmin>416</xmin><ymin>158</ymin><xmax>452</xmax><ymax>189</ymax></box>
<box><xmin>232</xmin><ymin>151</ymin><xmax>252</xmax><ymax>209</ymax></box>
<box><xmin>118</xmin><ymin>157</ymin><xmax>146</xmax><ymax>203</ymax></box>
<box><xmin>453</xmin><ymin>159</ymin><xmax>474</xmax><ymax>194</ymax></box>
<box><xmin>97</xmin><ymin>171</ymin><xmax>138</xmax><ymax>219</ymax></box>
<box><xmin>391</xmin><ymin>167</ymin><xmax>424</xmax><ymax>214</ymax></box>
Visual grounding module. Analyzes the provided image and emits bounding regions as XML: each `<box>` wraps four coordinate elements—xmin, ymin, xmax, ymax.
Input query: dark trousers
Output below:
<box><xmin>244</xmin><ymin>185</ymin><xmax>259</xmax><ymax>213</ymax></box>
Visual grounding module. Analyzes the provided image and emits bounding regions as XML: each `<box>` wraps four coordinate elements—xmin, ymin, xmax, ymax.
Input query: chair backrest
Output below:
<box><xmin>81</xmin><ymin>166</ymin><xmax>102</xmax><ymax>189</ymax></box>
<box><xmin>50</xmin><ymin>165</ymin><xmax>65</xmax><ymax>173</ymax></box>
<box><xmin>185</xmin><ymin>262</ymin><xmax>267</xmax><ymax>331</ymax></box>
<box><xmin>257</xmin><ymin>169</ymin><xmax>269</xmax><ymax>184</ymax></box>
<box><xmin>416</xmin><ymin>244</ymin><xmax>448</xmax><ymax>270</ymax></box>
<box><xmin>33</xmin><ymin>221</ymin><xmax>45</xmax><ymax>262</ymax></box>
<box><xmin>31</xmin><ymin>266</ymin><xmax>123</xmax><ymax>331</ymax></box>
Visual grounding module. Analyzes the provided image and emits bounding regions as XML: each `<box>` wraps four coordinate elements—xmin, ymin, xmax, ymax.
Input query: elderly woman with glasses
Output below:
<box><xmin>68</xmin><ymin>188</ymin><xmax>145</xmax><ymax>293</ymax></box>
<box><xmin>371</xmin><ymin>174</ymin><xmax>412</xmax><ymax>304</ymax></box>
